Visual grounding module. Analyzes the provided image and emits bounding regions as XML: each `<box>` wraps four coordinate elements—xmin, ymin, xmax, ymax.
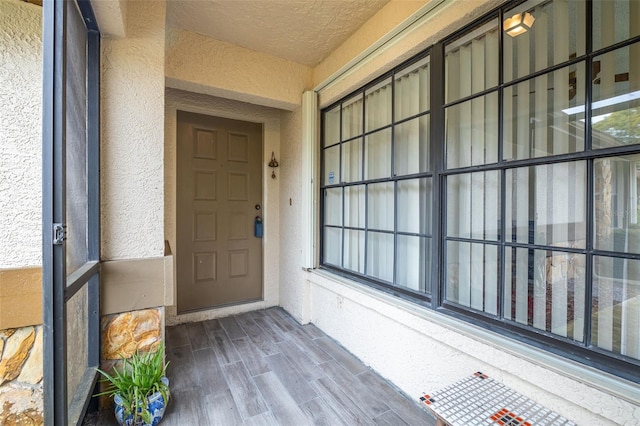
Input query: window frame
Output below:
<box><xmin>320</xmin><ymin>52</ymin><xmax>435</xmax><ymax>303</ymax></box>
<box><xmin>320</xmin><ymin>0</ymin><xmax>640</xmax><ymax>383</ymax></box>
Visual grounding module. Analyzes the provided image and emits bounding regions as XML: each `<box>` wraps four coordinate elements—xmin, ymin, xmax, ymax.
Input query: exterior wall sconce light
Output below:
<box><xmin>268</xmin><ymin>151</ymin><xmax>279</xmax><ymax>179</ymax></box>
<box><xmin>503</xmin><ymin>11</ymin><xmax>535</xmax><ymax>37</ymax></box>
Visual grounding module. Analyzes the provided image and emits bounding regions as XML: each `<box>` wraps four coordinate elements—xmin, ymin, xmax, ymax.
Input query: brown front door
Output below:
<box><xmin>177</xmin><ymin>111</ymin><xmax>263</xmax><ymax>313</ymax></box>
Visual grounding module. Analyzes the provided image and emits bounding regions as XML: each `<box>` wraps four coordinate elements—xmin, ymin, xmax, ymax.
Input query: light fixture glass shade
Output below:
<box><xmin>503</xmin><ymin>12</ymin><xmax>535</xmax><ymax>37</ymax></box>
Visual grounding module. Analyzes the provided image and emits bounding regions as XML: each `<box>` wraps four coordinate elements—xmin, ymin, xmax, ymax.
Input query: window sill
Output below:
<box><xmin>308</xmin><ymin>268</ymin><xmax>640</xmax><ymax>406</ymax></box>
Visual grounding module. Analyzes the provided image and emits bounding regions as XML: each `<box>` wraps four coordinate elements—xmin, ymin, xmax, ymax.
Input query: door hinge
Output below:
<box><xmin>53</xmin><ymin>223</ymin><xmax>66</xmax><ymax>245</ymax></box>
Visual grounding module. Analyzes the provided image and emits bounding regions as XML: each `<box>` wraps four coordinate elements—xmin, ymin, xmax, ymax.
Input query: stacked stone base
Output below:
<box><xmin>0</xmin><ymin>308</ymin><xmax>163</xmax><ymax>424</ymax></box>
<box><xmin>0</xmin><ymin>326</ymin><xmax>43</xmax><ymax>425</ymax></box>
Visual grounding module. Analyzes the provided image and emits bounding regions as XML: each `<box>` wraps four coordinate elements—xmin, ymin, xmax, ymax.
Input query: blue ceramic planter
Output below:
<box><xmin>114</xmin><ymin>377</ymin><xmax>170</xmax><ymax>426</ymax></box>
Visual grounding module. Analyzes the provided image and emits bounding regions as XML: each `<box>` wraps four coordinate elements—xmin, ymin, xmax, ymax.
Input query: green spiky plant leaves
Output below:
<box><xmin>96</xmin><ymin>344</ymin><xmax>170</xmax><ymax>425</ymax></box>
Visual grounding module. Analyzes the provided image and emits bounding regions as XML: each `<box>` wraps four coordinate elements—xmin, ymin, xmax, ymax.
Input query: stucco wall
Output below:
<box><xmin>312</xmin><ymin>0</ymin><xmax>425</xmax><ymax>87</ymax></box>
<box><xmin>101</xmin><ymin>0</ymin><xmax>166</xmax><ymax>260</ymax></box>
<box><xmin>164</xmin><ymin>88</ymin><xmax>281</xmax><ymax>325</ymax></box>
<box><xmin>315</xmin><ymin>0</ymin><xmax>500</xmax><ymax>107</ymax></box>
<box><xmin>278</xmin><ymin>106</ymin><xmax>308</xmax><ymax>322</ymax></box>
<box><xmin>0</xmin><ymin>0</ymin><xmax>42</xmax><ymax>269</ymax></box>
<box><xmin>165</xmin><ymin>27</ymin><xmax>313</xmax><ymax>111</ymax></box>
<box><xmin>91</xmin><ymin>0</ymin><xmax>127</xmax><ymax>39</ymax></box>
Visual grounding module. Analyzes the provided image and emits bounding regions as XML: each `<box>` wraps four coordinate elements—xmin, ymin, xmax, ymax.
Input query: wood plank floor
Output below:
<box><xmin>84</xmin><ymin>307</ymin><xmax>435</xmax><ymax>425</ymax></box>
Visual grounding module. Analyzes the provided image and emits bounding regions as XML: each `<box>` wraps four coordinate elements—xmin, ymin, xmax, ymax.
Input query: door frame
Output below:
<box><xmin>164</xmin><ymin>97</ymin><xmax>281</xmax><ymax>321</ymax></box>
<box><xmin>42</xmin><ymin>0</ymin><xmax>101</xmax><ymax>423</ymax></box>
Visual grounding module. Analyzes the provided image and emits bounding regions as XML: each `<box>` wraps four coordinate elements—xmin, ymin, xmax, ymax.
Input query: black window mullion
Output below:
<box><xmin>497</xmin><ymin>4</ymin><xmax>505</xmax><ymax>166</ymax></box>
<box><xmin>362</xmin><ymin>93</ymin><xmax>368</xmax><ymax>275</ymax></box>
<box><xmin>339</xmin><ymin>103</ymin><xmax>345</xmax><ymax>268</ymax></box>
<box><xmin>585</xmin><ymin>0</ymin><xmax>594</xmax><ymax>152</ymax></box>
<box><xmin>585</xmin><ymin>158</ymin><xmax>595</xmax><ymax>348</ymax></box>
<box><xmin>390</xmin><ymin>71</ymin><xmax>396</xmax><ymax>178</ymax></box>
<box><xmin>430</xmin><ymin>41</ymin><xmax>445</xmax><ymax>307</ymax></box>
<box><xmin>498</xmin><ymin>6</ymin><xmax>506</xmax><ymax>320</ymax></box>
<box><xmin>364</xmin><ymin>183</ymin><xmax>369</xmax><ymax>275</ymax></box>
<box><xmin>319</xmin><ymin>116</ymin><xmax>326</xmax><ymax>265</ymax></box>
<box><xmin>583</xmin><ymin>0</ymin><xmax>594</xmax><ymax>349</ymax></box>
<box><xmin>393</xmin><ymin>180</ymin><xmax>398</xmax><ymax>286</ymax></box>
<box><xmin>360</xmin><ymin>92</ymin><xmax>366</xmax><ymax>181</ymax></box>
<box><xmin>391</xmin><ymin>74</ymin><xmax>398</xmax><ymax>286</ymax></box>
<box><xmin>340</xmin><ymin>186</ymin><xmax>345</xmax><ymax>268</ymax></box>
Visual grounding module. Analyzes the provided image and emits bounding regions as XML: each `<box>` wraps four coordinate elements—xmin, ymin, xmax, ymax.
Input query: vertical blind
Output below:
<box><xmin>321</xmin><ymin>0</ymin><xmax>640</xmax><ymax>376</ymax></box>
<box><xmin>322</xmin><ymin>57</ymin><xmax>432</xmax><ymax>293</ymax></box>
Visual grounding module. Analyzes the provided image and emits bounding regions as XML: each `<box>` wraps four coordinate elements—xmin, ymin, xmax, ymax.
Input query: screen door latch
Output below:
<box><xmin>53</xmin><ymin>223</ymin><xmax>66</xmax><ymax>245</ymax></box>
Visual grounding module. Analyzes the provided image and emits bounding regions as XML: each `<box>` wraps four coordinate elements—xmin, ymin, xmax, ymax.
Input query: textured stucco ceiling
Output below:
<box><xmin>166</xmin><ymin>0</ymin><xmax>390</xmax><ymax>67</ymax></box>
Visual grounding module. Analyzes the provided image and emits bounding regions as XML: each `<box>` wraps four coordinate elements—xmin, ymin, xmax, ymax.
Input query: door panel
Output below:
<box><xmin>177</xmin><ymin>111</ymin><xmax>263</xmax><ymax>313</ymax></box>
<box><xmin>43</xmin><ymin>0</ymin><xmax>101</xmax><ymax>424</ymax></box>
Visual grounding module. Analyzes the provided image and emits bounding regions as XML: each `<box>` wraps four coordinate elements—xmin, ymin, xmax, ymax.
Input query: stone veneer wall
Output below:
<box><xmin>0</xmin><ymin>308</ymin><xmax>162</xmax><ymax>424</ymax></box>
<box><xmin>101</xmin><ymin>308</ymin><xmax>163</xmax><ymax>362</ymax></box>
<box><xmin>0</xmin><ymin>326</ymin><xmax>43</xmax><ymax>425</ymax></box>
<box><xmin>99</xmin><ymin>307</ymin><xmax>164</xmax><ymax>409</ymax></box>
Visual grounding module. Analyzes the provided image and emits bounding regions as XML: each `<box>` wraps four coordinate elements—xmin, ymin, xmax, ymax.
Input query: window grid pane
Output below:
<box><xmin>368</xmin><ymin>182</ymin><xmax>394</xmax><ymax>232</ymax></box>
<box><xmin>366</xmin><ymin>231</ymin><xmax>394</xmax><ymax>283</ymax></box>
<box><xmin>593</xmin><ymin>0</ymin><xmax>640</xmax><ymax>51</ymax></box>
<box><xmin>319</xmin><ymin>0</ymin><xmax>640</xmax><ymax>376</ymax></box>
<box><xmin>503</xmin><ymin>0</ymin><xmax>586</xmax><ymax>83</ymax></box>
<box><xmin>445</xmin><ymin>241</ymin><xmax>499</xmax><ymax>316</ymax></box>
<box><xmin>365</xmin><ymin>128</ymin><xmax>392</xmax><ymax>179</ymax></box>
<box><xmin>397</xmin><ymin>235</ymin><xmax>430</xmax><ymax>294</ymax></box>
<box><xmin>397</xmin><ymin>178</ymin><xmax>432</xmax><ymax>235</ymax></box>
<box><xmin>323</xmin><ymin>105</ymin><xmax>340</xmax><ymax>147</ymax></box>
<box><xmin>395</xmin><ymin>56</ymin><xmax>430</xmax><ymax>121</ymax></box>
<box><xmin>506</xmin><ymin>162</ymin><xmax>587</xmax><ymax>249</ymax></box>
<box><xmin>594</xmin><ymin>155</ymin><xmax>640</xmax><ymax>254</ymax></box>
<box><xmin>593</xmin><ymin>255</ymin><xmax>640</xmax><ymax>361</ymax></box>
<box><xmin>445</xmin><ymin>18</ymin><xmax>499</xmax><ymax>103</ymax></box>
<box><xmin>503</xmin><ymin>64</ymin><xmax>586</xmax><ymax>161</ymax></box>
<box><xmin>324</xmin><ymin>188</ymin><xmax>342</xmax><ymax>227</ymax></box>
<box><xmin>505</xmin><ymin>248</ymin><xmax>586</xmax><ymax>342</ymax></box>
<box><xmin>344</xmin><ymin>229</ymin><xmax>365</xmax><ymax>274</ymax></box>
<box><xmin>446</xmin><ymin>92</ymin><xmax>499</xmax><ymax>169</ymax></box>
<box><xmin>394</xmin><ymin>115</ymin><xmax>430</xmax><ymax>176</ymax></box>
<box><xmin>591</xmin><ymin>42</ymin><xmax>640</xmax><ymax>150</ymax></box>
<box><xmin>342</xmin><ymin>138</ymin><xmax>362</xmax><ymax>183</ymax></box>
<box><xmin>342</xmin><ymin>96</ymin><xmax>363</xmax><ymax>140</ymax></box>
<box><xmin>365</xmin><ymin>78</ymin><xmax>392</xmax><ymax>132</ymax></box>
<box><xmin>323</xmin><ymin>227</ymin><xmax>342</xmax><ymax>267</ymax></box>
<box><xmin>345</xmin><ymin>185</ymin><xmax>365</xmax><ymax>229</ymax></box>
<box><xmin>323</xmin><ymin>145</ymin><xmax>340</xmax><ymax>185</ymax></box>
<box><xmin>446</xmin><ymin>171</ymin><xmax>500</xmax><ymax>241</ymax></box>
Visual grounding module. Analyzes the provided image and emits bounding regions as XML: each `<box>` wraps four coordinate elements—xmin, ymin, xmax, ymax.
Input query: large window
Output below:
<box><xmin>321</xmin><ymin>0</ymin><xmax>640</xmax><ymax>381</ymax></box>
<box><xmin>322</xmin><ymin>55</ymin><xmax>433</xmax><ymax>296</ymax></box>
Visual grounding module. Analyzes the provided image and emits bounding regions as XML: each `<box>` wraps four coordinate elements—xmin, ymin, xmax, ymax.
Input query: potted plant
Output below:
<box><xmin>96</xmin><ymin>344</ymin><xmax>170</xmax><ymax>426</ymax></box>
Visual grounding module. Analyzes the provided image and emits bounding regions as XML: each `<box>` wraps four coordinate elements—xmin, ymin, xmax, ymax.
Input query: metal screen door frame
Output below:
<box><xmin>42</xmin><ymin>0</ymin><xmax>101</xmax><ymax>424</ymax></box>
